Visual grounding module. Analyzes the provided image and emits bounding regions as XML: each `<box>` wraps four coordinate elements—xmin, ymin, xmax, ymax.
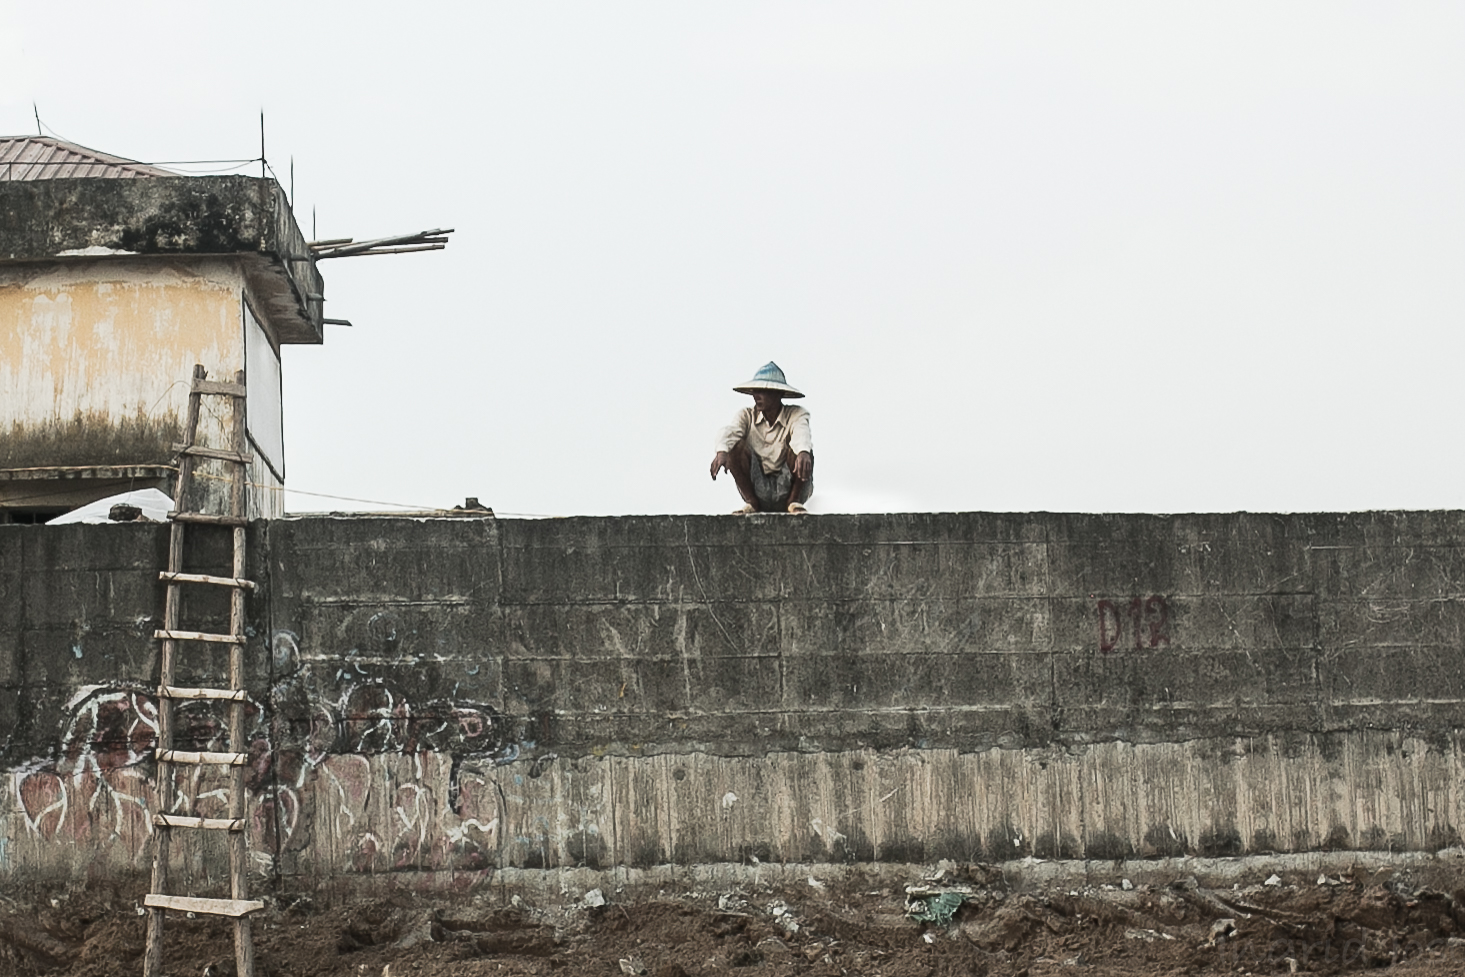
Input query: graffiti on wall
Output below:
<box><xmin>7</xmin><ymin>629</ymin><xmax>536</xmax><ymax>877</ymax></box>
<box><xmin>1096</xmin><ymin>596</ymin><xmax>1170</xmax><ymax>653</ymax></box>
<box><xmin>11</xmin><ymin>686</ymin><xmax>161</xmax><ymax>845</ymax></box>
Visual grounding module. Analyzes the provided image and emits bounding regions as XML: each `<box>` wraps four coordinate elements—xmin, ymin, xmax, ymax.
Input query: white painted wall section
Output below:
<box><xmin>244</xmin><ymin>301</ymin><xmax>285</xmax><ymax>480</ymax></box>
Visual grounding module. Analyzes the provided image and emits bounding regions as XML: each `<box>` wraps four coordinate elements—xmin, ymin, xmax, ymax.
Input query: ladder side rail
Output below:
<box><xmin>173</xmin><ymin>364</ymin><xmax>209</xmax><ymax>513</ymax></box>
<box><xmin>143</xmin><ymin>598</ymin><xmax>180</xmax><ymax>977</ymax></box>
<box><xmin>145</xmin><ymin>537</ymin><xmax>190</xmax><ymax>973</ymax></box>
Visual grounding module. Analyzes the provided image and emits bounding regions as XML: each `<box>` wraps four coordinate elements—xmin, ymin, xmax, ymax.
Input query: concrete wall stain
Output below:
<box><xmin>0</xmin><ymin>262</ymin><xmax>243</xmax><ymax>428</ymax></box>
<box><xmin>1</xmin><ymin>410</ymin><xmax>183</xmax><ymax>470</ymax></box>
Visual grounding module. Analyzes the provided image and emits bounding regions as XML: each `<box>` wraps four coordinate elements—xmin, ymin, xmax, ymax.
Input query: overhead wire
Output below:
<box><xmin>2</xmin><ymin>467</ymin><xmax>561</xmax><ymax>519</ymax></box>
<box><xmin>186</xmin><ymin>469</ymin><xmax>560</xmax><ymax>518</ymax></box>
<box><xmin>10</xmin><ymin>114</ymin><xmax>259</xmax><ymax>176</ymax></box>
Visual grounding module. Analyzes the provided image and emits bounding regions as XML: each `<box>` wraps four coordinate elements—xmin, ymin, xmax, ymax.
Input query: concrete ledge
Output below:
<box><xmin>0</xmin><ymin>177</ymin><xmax>322</xmax><ymax>341</ymax></box>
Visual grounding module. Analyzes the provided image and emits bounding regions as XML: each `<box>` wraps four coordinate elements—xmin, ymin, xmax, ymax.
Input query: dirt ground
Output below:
<box><xmin>7</xmin><ymin>863</ymin><xmax>1465</xmax><ymax>977</ymax></box>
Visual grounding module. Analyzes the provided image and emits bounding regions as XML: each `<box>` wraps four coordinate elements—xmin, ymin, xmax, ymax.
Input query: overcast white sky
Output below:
<box><xmin>3</xmin><ymin>3</ymin><xmax>1462</xmax><ymax>516</ymax></box>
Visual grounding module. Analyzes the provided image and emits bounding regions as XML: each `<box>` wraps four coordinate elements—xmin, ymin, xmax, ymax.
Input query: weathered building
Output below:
<box><xmin>0</xmin><ymin>136</ymin><xmax>323</xmax><ymax>522</ymax></box>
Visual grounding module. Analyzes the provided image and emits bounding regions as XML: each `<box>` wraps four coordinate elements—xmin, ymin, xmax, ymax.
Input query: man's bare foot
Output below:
<box><xmin>732</xmin><ymin>503</ymin><xmax>757</xmax><ymax>515</ymax></box>
<box><xmin>786</xmin><ymin>503</ymin><xmax>808</xmax><ymax>514</ymax></box>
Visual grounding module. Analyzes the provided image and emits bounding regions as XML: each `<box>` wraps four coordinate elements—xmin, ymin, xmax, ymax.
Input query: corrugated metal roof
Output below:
<box><xmin>0</xmin><ymin>136</ymin><xmax>174</xmax><ymax>181</ymax></box>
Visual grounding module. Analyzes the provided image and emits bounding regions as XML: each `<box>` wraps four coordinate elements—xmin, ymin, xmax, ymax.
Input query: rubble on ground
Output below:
<box><xmin>6</xmin><ymin>861</ymin><xmax>1465</xmax><ymax>976</ymax></box>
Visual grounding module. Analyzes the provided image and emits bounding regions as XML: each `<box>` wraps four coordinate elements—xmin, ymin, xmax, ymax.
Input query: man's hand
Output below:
<box><xmin>793</xmin><ymin>451</ymin><xmax>813</xmax><ymax>481</ymax></box>
<box><xmin>710</xmin><ymin>451</ymin><xmax>732</xmax><ymax>480</ymax></box>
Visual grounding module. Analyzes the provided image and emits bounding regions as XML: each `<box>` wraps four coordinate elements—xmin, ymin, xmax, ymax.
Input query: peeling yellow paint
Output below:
<box><xmin>0</xmin><ymin>260</ymin><xmax>243</xmax><ymax>428</ymax></box>
<box><xmin>1</xmin><ymin>258</ymin><xmax>286</xmax><ymax>517</ymax></box>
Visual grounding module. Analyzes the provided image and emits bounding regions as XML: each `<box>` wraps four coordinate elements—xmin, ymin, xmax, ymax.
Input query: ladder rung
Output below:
<box><xmin>153</xmin><ymin>814</ymin><xmax>245</xmax><ymax>831</ymax></box>
<box><xmin>154</xmin><ymin>629</ymin><xmax>245</xmax><ymax>645</ymax></box>
<box><xmin>173</xmin><ymin>443</ymin><xmax>251</xmax><ymax>464</ymax></box>
<box><xmin>191</xmin><ymin>379</ymin><xmax>247</xmax><ymax>398</ymax></box>
<box><xmin>156</xmin><ymin>749</ymin><xmax>248</xmax><ymax>766</ymax></box>
<box><xmin>144</xmin><ymin>894</ymin><xmax>262</xmax><ymax>917</ymax></box>
<box><xmin>168</xmin><ymin>511</ymin><xmax>249</xmax><ymax>526</ymax></box>
<box><xmin>160</xmin><ymin>685</ymin><xmax>248</xmax><ymax>702</ymax></box>
<box><xmin>159</xmin><ymin>571</ymin><xmax>256</xmax><ymax>590</ymax></box>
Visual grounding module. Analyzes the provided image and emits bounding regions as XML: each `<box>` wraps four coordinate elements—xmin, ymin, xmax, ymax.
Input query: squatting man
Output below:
<box><xmin>709</xmin><ymin>362</ymin><xmax>813</xmax><ymax>514</ymax></box>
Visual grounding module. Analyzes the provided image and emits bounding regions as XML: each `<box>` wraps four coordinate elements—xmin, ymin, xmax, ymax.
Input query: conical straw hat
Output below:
<box><xmin>732</xmin><ymin>361</ymin><xmax>804</xmax><ymax>398</ymax></box>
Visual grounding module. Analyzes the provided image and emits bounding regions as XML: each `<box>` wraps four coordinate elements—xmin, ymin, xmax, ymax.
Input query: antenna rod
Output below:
<box><xmin>33</xmin><ymin>103</ymin><xmax>41</xmax><ymax>137</ymax></box>
<box><xmin>259</xmin><ymin>111</ymin><xmax>265</xmax><ymax>182</ymax></box>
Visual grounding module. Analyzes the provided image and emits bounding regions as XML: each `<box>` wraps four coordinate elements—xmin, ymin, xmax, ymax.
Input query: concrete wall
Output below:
<box><xmin>3</xmin><ymin>511</ymin><xmax>1464</xmax><ymax>897</ymax></box>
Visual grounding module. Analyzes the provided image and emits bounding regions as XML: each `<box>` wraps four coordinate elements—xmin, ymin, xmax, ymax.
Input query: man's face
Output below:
<box><xmin>752</xmin><ymin>390</ymin><xmax>784</xmax><ymax>415</ymax></box>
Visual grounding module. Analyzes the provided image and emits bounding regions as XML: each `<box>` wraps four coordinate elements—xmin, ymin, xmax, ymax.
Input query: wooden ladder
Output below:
<box><xmin>144</xmin><ymin>364</ymin><xmax>261</xmax><ymax>977</ymax></box>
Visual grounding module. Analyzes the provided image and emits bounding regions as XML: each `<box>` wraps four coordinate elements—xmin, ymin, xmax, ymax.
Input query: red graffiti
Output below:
<box><xmin>1096</xmin><ymin>595</ymin><xmax>1169</xmax><ymax>653</ymax></box>
<box><xmin>1145</xmin><ymin>595</ymin><xmax>1170</xmax><ymax>648</ymax></box>
<box><xmin>1097</xmin><ymin>600</ymin><xmax>1123</xmax><ymax>653</ymax></box>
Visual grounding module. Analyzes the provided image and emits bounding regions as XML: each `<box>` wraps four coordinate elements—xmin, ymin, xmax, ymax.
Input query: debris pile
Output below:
<box><xmin>6</xmin><ymin>863</ymin><xmax>1465</xmax><ymax>975</ymax></box>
